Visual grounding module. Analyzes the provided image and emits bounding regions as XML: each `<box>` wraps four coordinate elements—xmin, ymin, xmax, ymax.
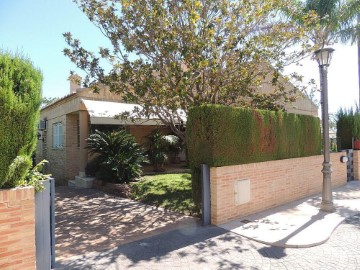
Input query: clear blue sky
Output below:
<box><xmin>0</xmin><ymin>0</ymin><xmax>358</xmax><ymax>114</ymax></box>
<box><xmin>0</xmin><ymin>0</ymin><xmax>111</xmax><ymax>99</ymax></box>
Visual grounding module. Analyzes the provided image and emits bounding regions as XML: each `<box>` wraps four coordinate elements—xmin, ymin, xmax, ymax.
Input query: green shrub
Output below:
<box><xmin>18</xmin><ymin>160</ymin><xmax>51</xmax><ymax>193</ymax></box>
<box><xmin>0</xmin><ymin>52</ymin><xmax>42</xmax><ymax>188</ymax></box>
<box><xmin>6</xmin><ymin>156</ymin><xmax>32</xmax><ymax>189</ymax></box>
<box><xmin>85</xmin><ymin>158</ymin><xmax>101</xmax><ymax>177</ymax></box>
<box><xmin>86</xmin><ymin>129</ymin><xmax>148</xmax><ymax>183</ymax></box>
<box><xmin>336</xmin><ymin>107</ymin><xmax>360</xmax><ymax>150</ymax></box>
<box><xmin>146</xmin><ymin>129</ymin><xmax>169</xmax><ymax>172</ymax></box>
<box><xmin>186</xmin><ymin>105</ymin><xmax>321</xmax><ymax>209</ymax></box>
<box><xmin>353</xmin><ymin>114</ymin><xmax>360</xmax><ymax>140</ymax></box>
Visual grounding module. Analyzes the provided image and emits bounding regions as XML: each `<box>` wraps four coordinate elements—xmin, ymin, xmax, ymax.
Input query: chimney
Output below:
<box><xmin>69</xmin><ymin>74</ymin><xmax>82</xmax><ymax>94</ymax></box>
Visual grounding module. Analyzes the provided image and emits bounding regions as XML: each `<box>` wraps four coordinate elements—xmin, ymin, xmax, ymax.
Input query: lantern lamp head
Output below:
<box><xmin>314</xmin><ymin>48</ymin><xmax>335</xmax><ymax>67</ymax></box>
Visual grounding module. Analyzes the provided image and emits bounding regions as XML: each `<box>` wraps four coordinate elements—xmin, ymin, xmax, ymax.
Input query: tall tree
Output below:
<box><xmin>64</xmin><ymin>0</ymin><xmax>316</xmax><ymax>141</ymax></box>
<box><xmin>292</xmin><ymin>0</ymin><xmax>360</xmax><ymax>102</ymax></box>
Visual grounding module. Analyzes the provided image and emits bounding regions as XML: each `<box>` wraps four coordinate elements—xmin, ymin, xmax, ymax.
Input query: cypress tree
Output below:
<box><xmin>0</xmin><ymin>52</ymin><xmax>42</xmax><ymax>188</ymax></box>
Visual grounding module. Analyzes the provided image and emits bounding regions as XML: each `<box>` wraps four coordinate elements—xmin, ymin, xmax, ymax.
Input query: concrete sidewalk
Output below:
<box><xmin>220</xmin><ymin>180</ymin><xmax>360</xmax><ymax>248</ymax></box>
<box><xmin>55</xmin><ymin>211</ymin><xmax>360</xmax><ymax>269</ymax></box>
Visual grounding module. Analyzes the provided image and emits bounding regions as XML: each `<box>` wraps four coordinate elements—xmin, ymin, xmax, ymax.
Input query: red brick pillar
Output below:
<box><xmin>0</xmin><ymin>187</ymin><xmax>36</xmax><ymax>269</ymax></box>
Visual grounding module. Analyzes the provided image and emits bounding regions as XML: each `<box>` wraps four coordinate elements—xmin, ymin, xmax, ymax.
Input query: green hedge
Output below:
<box><xmin>186</xmin><ymin>105</ymin><xmax>321</xmax><ymax>209</ymax></box>
<box><xmin>354</xmin><ymin>114</ymin><xmax>360</xmax><ymax>140</ymax></box>
<box><xmin>0</xmin><ymin>53</ymin><xmax>42</xmax><ymax>188</ymax></box>
<box><xmin>336</xmin><ymin>108</ymin><xmax>360</xmax><ymax>150</ymax></box>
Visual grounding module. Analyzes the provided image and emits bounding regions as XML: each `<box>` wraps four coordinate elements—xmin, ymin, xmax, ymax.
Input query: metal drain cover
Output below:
<box><xmin>240</xmin><ymin>219</ymin><xmax>252</xmax><ymax>224</ymax></box>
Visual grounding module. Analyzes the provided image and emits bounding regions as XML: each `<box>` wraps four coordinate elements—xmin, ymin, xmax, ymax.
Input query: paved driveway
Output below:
<box><xmin>55</xmin><ymin>186</ymin><xmax>360</xmax><ymax>270</ymax></box>
<box><xmin>55</xmin><ymin>213</ymin><xmax>360</xmax><ymax>269</ymax></box>
<box><xmin>55</xmin><ymin>187</ymin><xmax>198</xmax><ymax>262</ymax></box>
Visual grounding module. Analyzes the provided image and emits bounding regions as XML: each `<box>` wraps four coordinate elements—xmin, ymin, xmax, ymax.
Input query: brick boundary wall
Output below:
<box><xmin>353</xmin><ymin>150</ymin><xmax>360</xmax><ymax>180</ymax></box>
<box><xmin>210</xmin><ymin>152</ymin><xmax>348</xmax><ymax>225</ymax></box>
<box><xmin>0</xmin><ymin>187</ymin><xmax>36</xmax><ymax>270</ymax></box>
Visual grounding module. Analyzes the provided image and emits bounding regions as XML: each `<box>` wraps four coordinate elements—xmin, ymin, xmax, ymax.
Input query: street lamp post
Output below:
<box><xmin>314</xmin><ymin>47</ymin><xmax>335</xmax><ymax>212</ymax></box>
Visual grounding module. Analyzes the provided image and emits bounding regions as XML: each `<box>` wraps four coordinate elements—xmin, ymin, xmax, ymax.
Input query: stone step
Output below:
<box><xmin>75</xmin><ymin>176</ymin><xmax>95</xmax><ymax>188</ymax></box>
<box><xmin>68</xmin><ymin>180</ymin><xmax>76</xmax><ymax>187</ymax></box>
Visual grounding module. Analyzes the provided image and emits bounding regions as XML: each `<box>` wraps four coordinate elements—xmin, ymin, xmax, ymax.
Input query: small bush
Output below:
<box><xmin>146</xmin><ymin>129</ymin><xmax>169</xmax><ymax>171</ymax></box>
<box><xmin>6</xmin><ymin>156</ymin><xmax>32</xmax><ymax>189</ymax></box>
<box><xmin>86</xmin><ymin>129</ymin><xmax>148</xmax><ymax>183</ymax></box>
<box><xmin>18</xmin><ymin>160</ymin><xmax>51</xmax><ymax>193</ymax></box>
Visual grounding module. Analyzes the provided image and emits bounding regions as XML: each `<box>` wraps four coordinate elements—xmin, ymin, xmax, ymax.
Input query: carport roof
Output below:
<box><xmin>81</xmin><ymin>99</ymin><xmax>159</xmax><ymax>125</ymax></box>
<box><xmin>81</xmin><ymin>99</ymin><xmax>186</xmax><ymax>126</ymax></box>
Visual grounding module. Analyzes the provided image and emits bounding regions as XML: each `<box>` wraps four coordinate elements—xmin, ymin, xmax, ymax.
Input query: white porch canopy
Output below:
<box><xmin>81</xmin><ymin>99</ymin><xmax>163</xmax><ymax>126</ymax></box>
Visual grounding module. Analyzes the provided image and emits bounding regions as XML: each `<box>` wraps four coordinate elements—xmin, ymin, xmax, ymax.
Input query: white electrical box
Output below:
<box><xmin>234</xmin><ymin>179</ymin><xmax>250</xmax><ymax>205</ymax></box>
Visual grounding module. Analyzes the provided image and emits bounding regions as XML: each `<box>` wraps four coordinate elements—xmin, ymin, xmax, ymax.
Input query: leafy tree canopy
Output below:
<box><xmin>41</xmin><ymin>96</ymin><xmax>59</xmax><ymax>108</ymax></box>
<box><xmin>64</xmin><ymin>0</ymin><xmax>317</xmax><ymax>140</ymax></box>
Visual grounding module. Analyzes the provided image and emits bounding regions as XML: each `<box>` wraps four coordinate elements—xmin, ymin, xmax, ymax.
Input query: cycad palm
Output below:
<box><xmin>86</xmin><ymin>129</ymin><xmax>148</xmax><ymax>183</ymax></box>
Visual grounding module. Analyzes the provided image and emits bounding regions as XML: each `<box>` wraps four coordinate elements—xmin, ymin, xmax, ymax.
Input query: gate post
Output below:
<box><xmin>201</xmin><ymin>164</ymin><xmax>211</xmax><ymax>226</ymax></box>
<box><xmin>35</xmin><ymin>178</ymin><xmax>56</xmax><ymax>270</ymax></box>
<box><xmin>346</xmin><ymin>149</ymin><xmax>354</xmax><ymax>181</ymax></box>
<box><xmin>50</xmin><ymin>178</ymin><xmax>56</xmax><ymax>268</ymax></box>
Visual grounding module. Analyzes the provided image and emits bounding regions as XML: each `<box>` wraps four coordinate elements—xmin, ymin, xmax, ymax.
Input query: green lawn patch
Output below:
<box><xmin>130</xmin><ymin>173</ymin><xmax>196</xmax><ymax>216</ymax></box>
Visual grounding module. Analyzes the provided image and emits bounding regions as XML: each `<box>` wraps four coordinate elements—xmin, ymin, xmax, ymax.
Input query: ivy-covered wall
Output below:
<box><xmin>186</xmin><ymin>105</ymin><xmax>321</xmax><ymax>208</ymax></box>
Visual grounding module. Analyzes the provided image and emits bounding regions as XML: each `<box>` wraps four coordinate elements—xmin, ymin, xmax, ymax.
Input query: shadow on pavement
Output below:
<box><xmin>55</xmin><ymin>187</ymin><xmax>198</xmax><ymax>261</ymax></box>
<box><xmin>55</xmin><ymin>225</ymin><xmax>257</xmax><ymax>270</ymax></box>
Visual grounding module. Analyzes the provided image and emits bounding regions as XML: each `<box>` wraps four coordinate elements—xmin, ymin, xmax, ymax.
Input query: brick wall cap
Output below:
<box><xmin>0</xmin><ymin>186</ymin><xmax>34</xmax><ymax>192</ymax></box>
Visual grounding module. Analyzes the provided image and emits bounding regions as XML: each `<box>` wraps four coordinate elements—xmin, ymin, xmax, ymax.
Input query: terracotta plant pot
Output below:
<box><xmin>354</xmin><ymin>140</ymin><xmax>360</xmax><ymax>150</ymax></box>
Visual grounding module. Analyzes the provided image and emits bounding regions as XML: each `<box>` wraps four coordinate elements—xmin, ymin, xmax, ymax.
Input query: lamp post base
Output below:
<box><xmin>321</xmin><ymin>161</ymin><xmax>335</xmax><ymax>213</ymax></box>
<box><xmin>320</xmin><ymin>201</ymin><xmax>335</xmax><ymax>212</ymax></box>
